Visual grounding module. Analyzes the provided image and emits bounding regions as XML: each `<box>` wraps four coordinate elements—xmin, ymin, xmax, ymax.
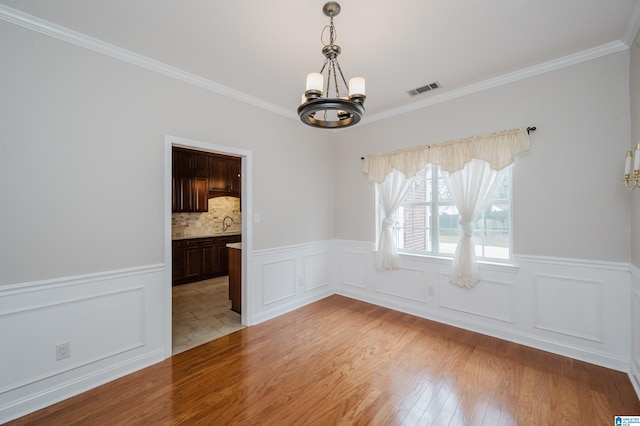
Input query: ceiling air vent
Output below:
<box><xmin>407</xmin><ymin>81</ymin><xmax>441</xmax><ymax>96</ymax></box>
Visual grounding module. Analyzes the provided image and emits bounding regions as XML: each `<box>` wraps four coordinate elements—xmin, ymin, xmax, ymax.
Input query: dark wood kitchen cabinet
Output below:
<box><xmin>208</xmin><ymin>155</ymin><xmax>241</xmax><ymax>197</ymax></box>
<box><xmin>173</xmin><ymin>148</ymin><xmax>209</xmax><ymax>178</ymax></box>
<box><xmin>172</xmin><ymin>235</ymin><xmax>242</xmax><ymax>285</ymax></box>
<box><xmin>172</xmin><ymin>148</ymin><xmax>241</xmax><ymax>212</ymax></box>
<box><xmin>172</xmin><ymin>176</ymin><xmax>208</xmax><ymax>212</ymax></box>
<box><xmin>172</xmin><ymin>148</ymin><xmax>210</xmax><ymax>212</ymax></box>
<box><xmin>228</xmin><ymin>244</ymin><xmax>242</xmax><ymax>314</ymax></box>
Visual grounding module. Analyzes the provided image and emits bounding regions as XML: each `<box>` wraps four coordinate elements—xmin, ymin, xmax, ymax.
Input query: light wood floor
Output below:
<box><xmin>8</xmin><ymin>295</ymin><xmax>640</xmax><ymax>425</ymax></box>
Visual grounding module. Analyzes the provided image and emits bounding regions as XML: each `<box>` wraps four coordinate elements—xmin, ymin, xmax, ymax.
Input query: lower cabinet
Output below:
<box><xmin>172</xmin><ymin>235</ymin><xmax>241</xmax><ymax>285</ymax></box>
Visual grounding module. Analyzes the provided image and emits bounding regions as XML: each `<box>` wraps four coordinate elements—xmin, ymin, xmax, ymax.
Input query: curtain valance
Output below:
<box><xmin>362</xmin><ymin>127</ymin><xmax>531</xmax><ymax>183</ymax></box>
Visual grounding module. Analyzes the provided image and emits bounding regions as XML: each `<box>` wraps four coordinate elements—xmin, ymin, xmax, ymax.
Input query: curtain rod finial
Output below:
<box><xmin>527</xmin><ymin>126</ymin><xmax>536</xmax><ymax>134</ymax></box>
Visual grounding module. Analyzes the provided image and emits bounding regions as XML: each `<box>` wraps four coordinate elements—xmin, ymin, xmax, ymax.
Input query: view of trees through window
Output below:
<box><xmin>387</xmin><ymin>164</ymin><xmax>512</xmax><ymax>261</ymax></box>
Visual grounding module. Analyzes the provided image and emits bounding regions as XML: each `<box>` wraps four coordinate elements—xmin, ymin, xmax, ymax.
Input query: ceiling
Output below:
<box><xmin>2</xmin><ymin>0</ymin><xmax>639</xmax><ymax>125</ymax></box>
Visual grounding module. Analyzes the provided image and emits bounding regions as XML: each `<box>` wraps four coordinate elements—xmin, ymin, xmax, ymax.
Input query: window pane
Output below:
<box><xmin>492</xmin><ymin>166</ymin><xmax>511</xmax><ymax>200</ymax></box>
<box><xmin>404</xmin><ymin>166</ymin><xmax>432</xmax><ymax>202</ymax></box>
<box><xmin>474</xmin><ymin>201</ymin><xmax>510</xmax><ymax>259</ymax></box>
<box><xmin>438</xmin><ymin>204</ymin><xmax>458</xmax><ymax>255</ymax></box>
<box><xmin>398</xmin><ymin>204</ymin><xmax>431</xmax><ymax>251</ymax></box>
<box><xmin>437</xmin><ymin>173</ymin><xmax>453</xmax><ymax>202</ymax></box>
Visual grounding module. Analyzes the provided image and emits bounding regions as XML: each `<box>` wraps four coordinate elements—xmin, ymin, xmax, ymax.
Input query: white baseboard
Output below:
<box><xmin>1</xmin><ymin>348</ymin><xmax>164</xmax><ymax>423</ymax></box>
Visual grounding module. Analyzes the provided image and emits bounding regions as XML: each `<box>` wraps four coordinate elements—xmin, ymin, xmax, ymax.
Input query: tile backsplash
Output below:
<box><xmin>172</xmin><ymin>196</ymin><xmax>241</xmax><ymax>239</ymax></box>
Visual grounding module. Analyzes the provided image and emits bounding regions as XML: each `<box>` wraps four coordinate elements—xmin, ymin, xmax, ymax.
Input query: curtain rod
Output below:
<box><xmin>360</xmin><ymin>126</ymin><xmax>537</xmax><ymax>160</ymax></box>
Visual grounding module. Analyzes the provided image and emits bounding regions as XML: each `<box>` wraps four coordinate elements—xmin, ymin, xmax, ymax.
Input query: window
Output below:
<box><xmin>379</xmin><ymin>164</ymin><xmax>512</xmax><ymax>262</ymax></box>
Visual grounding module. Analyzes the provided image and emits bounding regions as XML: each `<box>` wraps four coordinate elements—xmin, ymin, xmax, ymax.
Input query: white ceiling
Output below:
<box><xmin>2</xmin><ymin>0</ymin><xmax>639</xmax><ymax>125</ymax></box>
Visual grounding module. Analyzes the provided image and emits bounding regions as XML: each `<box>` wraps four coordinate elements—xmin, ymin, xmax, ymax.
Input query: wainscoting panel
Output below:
<box><xmin>249</xmin><ymin>241</ymin><xmax>334</xmax><ymax>325</ymax></box>
<box><xmin>533</xmin><ymin>274</ymin><xmax>603</xmax><ymax>342</ymax></box>
<box><xmin>0</xmin><ymin>265</ymin><xmax>166</xmax><ymax>424</ymax></box>
<box><xmin>261</xmin><ymin>258</ymin><xmax>296</xmax><ymax>306</ymax></box>
<box><xmin>375</xmin><ymin>268</ymin><xmax>427</xmax><ymax>303</ymax></box>
<box><xmin>439</xmin><ymin>275</ymin><xmax>514</xmax><ymax>323</ymax></box>
<box><xmin>1</xmin><ymin>287</ymin><xmax>145</xmax><ymax>391</ymax></box>
<box><xmin>631</xmin><ymin>265</ymin><xmax>640</xmax><ymax>400</ymax></box>
<box><xmin>303</xmin><ymin>252</ymin><xmax>330</xmax><ymax>292</ymax></box>
<box><xmin>341</xmin><ymin>251</ymin><xmax>367</xmax><ymax>289</ymax></box>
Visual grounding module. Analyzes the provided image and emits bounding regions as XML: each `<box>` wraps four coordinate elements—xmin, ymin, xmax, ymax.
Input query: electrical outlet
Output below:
<box><xmin>56</xmin><ymin>342</ymin><xmax>71</xmax><ymax>360</ymax></box>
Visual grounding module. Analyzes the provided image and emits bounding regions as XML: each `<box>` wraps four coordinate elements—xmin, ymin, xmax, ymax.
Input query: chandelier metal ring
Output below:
<box><xmin>297</xmin><ymin>98</ymin><xmax>364</xmax><ymax>129</ymax></box>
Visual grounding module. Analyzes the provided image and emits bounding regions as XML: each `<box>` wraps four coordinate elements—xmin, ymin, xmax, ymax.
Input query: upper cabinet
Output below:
<box><xmin>172</xmin><ymin>148</ymin><xmax>210</xmax><ymax>212</ymax></box>
<box><xmin>209</xmin><ymin>155</ymin><xmax>241</xmax><ymax>198</ymax></box>
<box><xmin>173</xmin><ymin>176</ymin><xmax>208</xmax><ymax>212</ymax></box>
<box><xmin>172</xmin><ymin>148</ymin><xmax>241</xmax><ymax>213</ymax></box>
<box><xmin>173</xmin><ymin>149</ymin><xmax>209</xmax><ymax>178</ymax></box>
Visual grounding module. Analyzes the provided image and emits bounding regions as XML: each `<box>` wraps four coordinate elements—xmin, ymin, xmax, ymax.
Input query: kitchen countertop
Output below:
<box><xmin>172</xmin><ymin>233</ymin><xmax>241</xmax><ymax>241</ymax></box>
<box><xmin>226</xmin><ymin>242</ymin><xmax>242</xmax><ymax>250</ymax></box>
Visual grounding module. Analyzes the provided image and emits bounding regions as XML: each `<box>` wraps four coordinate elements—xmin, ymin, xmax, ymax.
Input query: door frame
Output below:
<box><xmin>164</xmin><ymin>135</ymin><xmax>253</xmax><ymax>359</ymax></box>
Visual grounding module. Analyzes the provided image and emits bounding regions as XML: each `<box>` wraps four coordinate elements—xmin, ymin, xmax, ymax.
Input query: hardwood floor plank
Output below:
<box><xmin>6</xmin><ymin>295</ymin><xmax>639</xmax><ymax>425</ymax></box>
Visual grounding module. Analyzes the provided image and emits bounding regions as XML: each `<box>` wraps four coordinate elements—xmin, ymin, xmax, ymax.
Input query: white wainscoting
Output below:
<box><xmin>335</xmin><ymin>240</ymin><xmax>632</xmax><ymax>373</ymax></box>
<box><xmin>248</xmin><ymin>241</ymin><xmax>334</xmax><ymax>325</ymax></box>
<box><xmin>0</xmin><ymin>264</ymin><xmax>166</xmax><ymax>424</ymax></box>
<box><xmin>3</xmin><ymin>241</ymin><xmax>637</xmax><ymax>422</ymax></box>
<box><xmin>631</xmin><ymin>265</ymin><xmax>640</xmax><ymax>399</ymax></box>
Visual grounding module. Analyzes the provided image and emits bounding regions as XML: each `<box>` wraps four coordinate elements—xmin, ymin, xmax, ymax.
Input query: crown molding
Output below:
<box><xmin>0</xmin><ymin>4</ymin><xmax>632</xmax><ymax>128</ymax></box>
<box><xmin>622</xmin><ymin>0</ymin><xmax>640</xmax><ymax>47</ymax></box>
<box><xmin>0</xmin><ymin>4</ymin><xmax>297</xmax><ymax>121</ymax></box>
<box><xmin>364</xmin><ymin>40</ymin><xmax>630</xmax><ymax>126</ymax></box>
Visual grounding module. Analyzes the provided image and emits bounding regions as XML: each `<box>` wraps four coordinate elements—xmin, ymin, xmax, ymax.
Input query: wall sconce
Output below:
<box><xmin>624</xmin><ymin>143</ymin><xmax>640</xmax><ymax>190</ymax></box>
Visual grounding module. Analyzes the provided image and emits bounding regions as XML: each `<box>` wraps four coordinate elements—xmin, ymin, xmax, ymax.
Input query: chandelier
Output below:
<box><xmin>297</xmin><ymin>2</ymin><xmax>366</xmax><ymax>129</ymax></box>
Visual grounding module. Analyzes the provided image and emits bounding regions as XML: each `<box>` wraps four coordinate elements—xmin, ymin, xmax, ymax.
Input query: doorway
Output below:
<box><xmin>164</xmin><ymin>135</ymin><xmax>252</xmax><ymax>358</ymax></box>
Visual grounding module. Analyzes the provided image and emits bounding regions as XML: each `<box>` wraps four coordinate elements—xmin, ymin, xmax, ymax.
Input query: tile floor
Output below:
<box><xmin>172</xmin><ymin>276</ymin><xmax>245</xmax><ymax>355</ymax></box>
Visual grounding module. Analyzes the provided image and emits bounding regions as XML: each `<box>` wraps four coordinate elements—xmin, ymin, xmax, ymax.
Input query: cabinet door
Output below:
<box><xmin>173</xmin><ymin>150</ymin><xmax>192</xmax><ymax>177</ymax></box>
<box><xmin>174</xmin><ymin>177</ymin><xmax>193</xmax><ymax>212</ymax></box>
<box><xmin>193</xmin><ymin>177</ymin><xmax>208</xmax><ymax>212</ymax></box>
<box><xmin>227</xmin><ymin>158</ymin><xmax>241</xmax><ymax>195</ymax></box>
<box><xmin>202</xmin><ymin>244</ymin><xmax>217</xmax><ymax>275</ymax></box>
<box><xmin>172</xmin><ymin>177</ymin><xmax>179</xmax><ymax>212</ymax></box>
<box><xmin>173</xmin><ymin>177</ymin><xmax>208</xmax><ymax>213</ymax></box>
<box><xmin>192</xmin><ymin>154</ymin><xmax>210</xmax><ymax>177</ymax></box>
<box><xmin>209</xmin><ymin>157</ymin><xmax>229</xmax><ymax>192</ymax></box>
<box><xmin>184</xmin><ymin>246</ymin><xmax>204</xmax><ymax>278</ymax></box>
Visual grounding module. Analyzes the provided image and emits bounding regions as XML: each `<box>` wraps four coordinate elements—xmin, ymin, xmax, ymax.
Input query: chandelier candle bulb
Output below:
<box><xmin>626</xmin><ymin>151</ymin><xmax>633</xmax><ymax>176</ymax></box>
<box><xmin>306</xmin><ymin>73</ymin><xmax>324</xmax><ymax>94</ymax></box>
<box><xmin>635</xmin><ymin>143</ymin><xmax>640</xmax><ymax>171</ymax></box>
<box><xmin>349</xmin><ymin>77</ymin><xmax>366</xmax><ymax>97</ymax></box>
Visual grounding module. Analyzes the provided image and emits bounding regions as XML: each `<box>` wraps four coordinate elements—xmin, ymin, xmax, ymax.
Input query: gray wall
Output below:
<box><xmin>334</xmin><ymin>51</ymin><xmax>632</xmax><ymax>263</ymax></box>
<box><xmin>0</xmin><ymin>21</ymin><xmax>336</xmax><ymax>285</ymax></box>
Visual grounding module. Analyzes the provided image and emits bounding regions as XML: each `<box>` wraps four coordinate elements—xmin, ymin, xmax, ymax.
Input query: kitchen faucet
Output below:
<box><xmin>222</xmin><ymin>216</ymin><xmax>233</xmax><ymax>232</ymax></box>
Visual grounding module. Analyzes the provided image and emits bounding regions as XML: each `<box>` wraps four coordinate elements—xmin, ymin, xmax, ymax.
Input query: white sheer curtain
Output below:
<box><xmin>376</xmin><ymin>169</ymin><xmax>415</xmax><ymax>270</ymax></box>
<box><xmin>443</xmin><ymin>159</ymin><xmax>504</xmax><ymax>287</ymax></box>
